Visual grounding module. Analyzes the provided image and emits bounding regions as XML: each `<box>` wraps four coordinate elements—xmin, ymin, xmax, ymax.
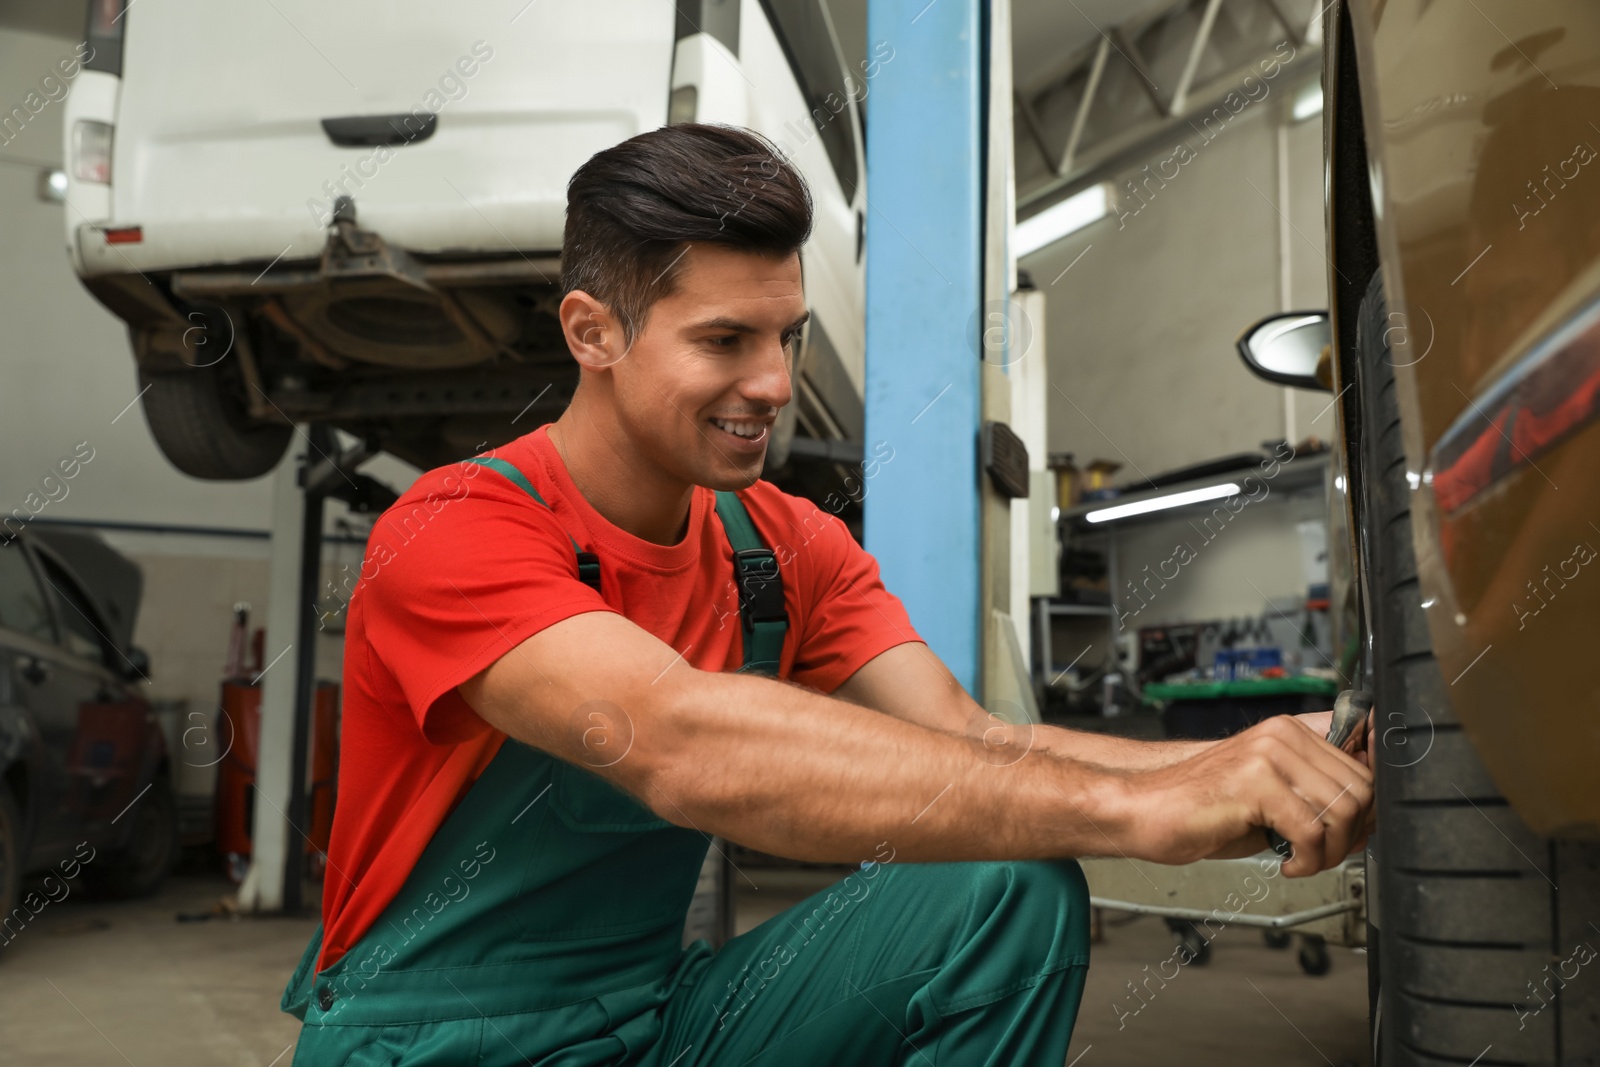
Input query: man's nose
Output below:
<box><xmin>745</xmin><ymin>338</ymin><xmax>793</xmax><ymax>409</ymax></box>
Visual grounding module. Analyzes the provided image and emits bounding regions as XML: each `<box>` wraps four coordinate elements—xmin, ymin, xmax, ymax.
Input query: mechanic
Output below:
<box><xmin>280</xmin><ymin>123</ymin><xmax>1374</xmax><ymax>1066</ymax></box>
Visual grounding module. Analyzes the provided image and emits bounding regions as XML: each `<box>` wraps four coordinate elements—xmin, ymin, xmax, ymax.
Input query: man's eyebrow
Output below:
<box><xmin>688</xmin><ymin>311</ymin><xmax>811</xmax><ymax>334</ymax></box>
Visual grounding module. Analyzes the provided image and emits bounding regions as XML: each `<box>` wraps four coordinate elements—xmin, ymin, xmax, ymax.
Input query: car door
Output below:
<box><xmin>0</xmin><ymin>541</ymin><xmax>74</xmax><ymax>857</ymax></box>
<box><xmin>28</xmin><ymin>545</ymin><xmax>144</xmax><ymax>855</ymax></box>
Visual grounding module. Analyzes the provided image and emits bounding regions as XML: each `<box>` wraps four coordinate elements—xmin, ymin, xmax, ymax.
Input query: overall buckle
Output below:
<box><xmin>732</xmin><ymin>548</ymin><xmax>784</xmax><ymax>632</ymax></box>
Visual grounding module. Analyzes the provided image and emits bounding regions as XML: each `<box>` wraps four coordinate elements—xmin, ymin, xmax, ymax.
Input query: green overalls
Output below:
<box><xmin>282</xmin><ymin>466</ymin><xmax>1092</xmax><ymax>1065</ymax></box>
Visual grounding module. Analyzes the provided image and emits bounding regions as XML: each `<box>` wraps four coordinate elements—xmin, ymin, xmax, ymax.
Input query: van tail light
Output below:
<box><xmin>72</xmin><ymin>120</ymin><xmax>113</xmax><ymax>183</ymax></box>
<box><xmin>103</xmin><ymin>226</ymin><xmax>141</xmax><ymax>244</ymax></box>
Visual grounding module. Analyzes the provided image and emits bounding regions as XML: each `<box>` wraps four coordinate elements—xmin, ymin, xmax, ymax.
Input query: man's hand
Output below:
<box><xmin>837</xmin><ymin>646</ymin><xmax>1375</xmax><ymax>875</ymax></box>
<box><xmin>837</xmin><ymin>643</ymin><xmax>1209</xmax><ymax>772</ymax></box>
<box><xmin>1294</xmin><ymin>706</ymin><xmax>1378</xmax><ymax>766</ymax></box>
<box><xmin>1111</xmin><ymin>714</ymin><xmax>1374</xmax><ymax>877</ymax></box>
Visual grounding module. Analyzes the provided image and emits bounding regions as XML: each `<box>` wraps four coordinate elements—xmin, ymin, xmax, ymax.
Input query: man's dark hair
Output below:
<box><xmin>561</xmin><ymin>123</ymin><xmax>813</xmax><ymax>344</ymax></box>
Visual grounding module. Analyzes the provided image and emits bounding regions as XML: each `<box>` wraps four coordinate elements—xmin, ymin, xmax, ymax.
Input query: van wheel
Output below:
<box><xmin>0</xmin><ymin>788</ymin><xmax>21</xmax><ymax>953</ymax></box>
<box><xmin>91</xmin><ymin>775</ymin><xmax>178</xmax><ymax>900</ymax></box>
<box><xmin>1356</xmin><ymin>271</ymin><xmax>1600</xmax><ymax>1064</ymax></box>
<box><xmin>138</xmin><ymin>364</ymin><xmax>292</xmax><ymax>480</ymax></box>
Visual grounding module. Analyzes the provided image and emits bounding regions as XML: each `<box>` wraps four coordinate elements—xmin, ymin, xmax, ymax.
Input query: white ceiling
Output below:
<box><xmin>3</xmin><ymin>0</ymin><xmax>1177</xmax><ymax>90</ymax></box>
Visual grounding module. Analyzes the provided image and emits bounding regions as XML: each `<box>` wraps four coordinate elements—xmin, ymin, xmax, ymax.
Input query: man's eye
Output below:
<box><xmin>710</xmin><ymin>335</ymin><xmax>739</xmax><ymax>347</ymax></box>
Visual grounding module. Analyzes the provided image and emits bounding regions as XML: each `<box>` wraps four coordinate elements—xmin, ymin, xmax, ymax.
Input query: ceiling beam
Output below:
<box><xmin>1017</xmin><ymin>46</ymin><xmax>1322</xmax><ymax>214</ymax></box>
<box><xmin>1170</xmin><ymin>0</ymin><xmax>1225</xmax><ymax>114</ymax></box>
<box><xmin>1060</xmin><ymin>36</ymin><xmax>1111</xmax><ymax>176</ymax></box>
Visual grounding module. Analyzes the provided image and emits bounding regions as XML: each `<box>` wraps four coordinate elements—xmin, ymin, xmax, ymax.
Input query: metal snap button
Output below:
<box><xmin>317</xmin><ymin>985</ymin><xmax>335</xmax><ymax>1011</ymax></box>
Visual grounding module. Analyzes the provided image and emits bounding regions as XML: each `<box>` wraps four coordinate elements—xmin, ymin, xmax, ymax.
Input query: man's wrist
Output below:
<box><xmin>1140</xmin><ymin>737</ymin><xmax>1209</xmax><ymax>769</ymax></box>
<box><xmin>1031</xmin><ymin>724</ymin><xmax>1208</xmax><ymax>773</ymax></box>
<box><xmin>1037</xmin><ymin>754</ymin><xmax>1141</xmax><ymax>859</ymax></box>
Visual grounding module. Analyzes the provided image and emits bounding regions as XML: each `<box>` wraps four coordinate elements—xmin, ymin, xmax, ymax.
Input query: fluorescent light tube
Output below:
<box><xmin>1085</xmin><ymin>482</ymin><xmax>1242</xmax><ymax>524</ymax></box>
<box><xmin>1015</xmin><ymin>184</ymin><xmax>1109</xmax><ymax>257</ymax></box>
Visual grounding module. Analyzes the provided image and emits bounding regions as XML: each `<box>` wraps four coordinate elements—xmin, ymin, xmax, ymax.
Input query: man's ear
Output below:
<box><xmin>559</xmin><ymin>290</ymin><xmax>628</xmax><ymax>369</ymax></box>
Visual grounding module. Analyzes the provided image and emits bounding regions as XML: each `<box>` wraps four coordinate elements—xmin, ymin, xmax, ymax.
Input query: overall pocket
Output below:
<box><xmin>515</xmin><ymin>760</ymin><xmax>708</xmax><ymax>941</ymax></box>
<box><xmin>549</xmin><ymin>760</ymin><xmax>672</xmax><ymax>834</ymax></box>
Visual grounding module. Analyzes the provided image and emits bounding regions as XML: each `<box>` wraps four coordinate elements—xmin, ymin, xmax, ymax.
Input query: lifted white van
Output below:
<box><xmin>63</xmin><ymin>0</ymin><xmax>872</xmax><ymax>483</ymax></box>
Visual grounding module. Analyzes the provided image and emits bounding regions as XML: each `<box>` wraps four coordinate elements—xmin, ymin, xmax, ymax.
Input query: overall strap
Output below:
<box><xmin>461</xmin><ymin>456</ymin><xmax>601</xmax><ymax>592</ymax></box>
<box><xmin>713</xmin><ymin>490</ymin><xmax>788</xmax><ymax>676</ymax></box>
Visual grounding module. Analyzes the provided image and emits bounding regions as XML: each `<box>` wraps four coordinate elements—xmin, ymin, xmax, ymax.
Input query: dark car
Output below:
<box><xmin>0</xmin><ymin>527</ymin><xmax>177</xmax><ymax>944</ymax></box>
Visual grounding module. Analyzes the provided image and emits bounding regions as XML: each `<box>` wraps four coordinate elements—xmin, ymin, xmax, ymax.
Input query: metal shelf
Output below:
<box><xmin>1057</xmin><ymin>451</ymin><xmax>1332</xmax><ymax>528</ymax></box>
<box><xmin>1037</xmin><ymin>450</ymin><xmax>1334</xmax><ymax>711</ymax></box>
<box><xmin>1047</xmin><ymin>603</ymin><xmax>1113</xmax><ymax>616</ymax></box>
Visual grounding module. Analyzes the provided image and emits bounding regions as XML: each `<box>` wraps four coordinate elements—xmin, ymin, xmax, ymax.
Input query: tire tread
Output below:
<box><xmin>1358</xmin><ymin>272</ymin><xmax>1599</xmax><ymax>1065</ymax></box>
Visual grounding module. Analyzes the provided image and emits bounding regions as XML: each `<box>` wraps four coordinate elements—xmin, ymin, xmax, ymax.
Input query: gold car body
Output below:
<box><xmin>1333</xmin><ymin>0</ymin><xmax>1600</xmax><ymax>835</ymax></box>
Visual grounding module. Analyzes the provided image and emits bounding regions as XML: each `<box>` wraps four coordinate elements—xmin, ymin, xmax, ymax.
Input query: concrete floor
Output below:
<box><xmin>0</xmin><ymin>872</ymin><xmax>313</xmax><ymax>1066</ymax></box>
<box><xmin>0</xmin><ymin>866</ymin><xmax>1370</xmax><ymax>1065</ymax></box>
<box><xmin>1063</xmin><ymin>913</ymin><xmax>1370</xmax><ymax>1066</ymax></box>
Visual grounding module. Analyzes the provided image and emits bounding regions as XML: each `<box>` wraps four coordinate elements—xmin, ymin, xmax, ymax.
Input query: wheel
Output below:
<box><xmin>138</xmin><ymin>361</ymin><xmax>291</xmax><ymax>480</ymax></box>
<box><xmin>91</xmin><ymin>774</ymin><xmax>178</xmax><ymax>899</ymax></box>
<box><xmin>1262</xmin><ymin>928</ymin><xmax>1292</xmax><ymax>950</ymax></box>
<box><xmin>1168</xmin><ymin>920</ymin><xmax>1211</xmax><ymax>967</ymax></box>
<box><xmin>0</xmin><ymin>787</ymin><xmax>21</xmax><ymax>953</ymax></box>
<box><xmin>1297</xmin><ymin>935</ymin><xmax>1331</xmax><ymax>977</ymax></box>
<box><xmin>1356</xmin><ymin>271</ymin><xmax>1600</xmax><ymax>1064</ymax></box>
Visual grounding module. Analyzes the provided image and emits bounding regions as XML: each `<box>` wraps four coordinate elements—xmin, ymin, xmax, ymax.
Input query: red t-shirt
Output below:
<box><xmin>315</xmin><ymin>426</ymin><xmax>921</xmax><ymax>971</ymax></box>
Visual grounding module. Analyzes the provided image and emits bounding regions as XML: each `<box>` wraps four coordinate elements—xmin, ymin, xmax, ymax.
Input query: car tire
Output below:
<box><xmin>91</xmin><ymin>774</ymin><xmax>179</xmax><ymax>900</ymax></box>
<box><xmin>1357</xmin><ymin>271</ymin><xmax>1600</xmax><ymax>1065</ymax></box>
<box><xmin>0</xmin><ymin>787</ymin><xmax>21</xmax><ymax>953</ymax></box>
<box><xmin>138</xmin><ymin>363</ymin><xmax>292</xmax><ymax>480</ymax></box>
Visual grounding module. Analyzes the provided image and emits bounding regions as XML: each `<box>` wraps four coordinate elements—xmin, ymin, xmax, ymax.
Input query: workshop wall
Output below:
<box><xmin>1022</xmin><ymin>74</ymin><xmax>1333</xmax><ymax>481</ymax></box>
<box><xmin>1025</xmin><ymin>71</ymin><xmax>1336</xmax><ymax>673</ymax></box>
<box><xmin>1110</xmin><ymin>484</ymin><xmax>1326</xmax><ymax>630</ymax></box>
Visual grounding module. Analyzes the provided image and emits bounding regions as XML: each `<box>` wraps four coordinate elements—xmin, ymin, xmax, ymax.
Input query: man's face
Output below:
<box><xmin>606</xmin><ymin>244</ymin><xmax>807</xmax><ymax>491</ymax></box>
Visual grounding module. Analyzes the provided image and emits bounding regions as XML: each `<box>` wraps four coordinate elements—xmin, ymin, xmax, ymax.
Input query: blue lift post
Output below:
<box><xmin>863</xmin><ymin>0</ymin><xmax>986</xmax><ymax>693</ymax></box>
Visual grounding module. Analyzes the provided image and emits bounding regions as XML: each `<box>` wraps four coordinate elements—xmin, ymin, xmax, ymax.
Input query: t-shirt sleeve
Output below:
<box><xmin>787</xmin><ymin>508</ymin><xmax>923</xmax><ymax>693</ymax></box>
<box><xmin>358</xmin><ymin>470</ymin><xmax>616</xmax><ymax>744</ymax></box>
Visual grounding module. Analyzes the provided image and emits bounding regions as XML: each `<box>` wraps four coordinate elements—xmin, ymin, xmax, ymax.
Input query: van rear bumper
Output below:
<box><xmin>72</xmin><ymin>199</ymin><xmax>566</xmax><ymax>278</ymax></box>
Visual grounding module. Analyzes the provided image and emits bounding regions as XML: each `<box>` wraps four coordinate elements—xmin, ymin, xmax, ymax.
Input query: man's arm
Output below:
<box><xmin>459</xmin><ymin>612</ymin><xmax>1371</xmax><ymax>876</ymax></box>
<box><xmin>833</xmin><ymin>642</ymin><xmax>1206</xmax><ymax>771</ymax></box>
<box><xmin>835</xmin><ymin>643</ymin><xmax>1371</xmax><ymax>773</ymax></box>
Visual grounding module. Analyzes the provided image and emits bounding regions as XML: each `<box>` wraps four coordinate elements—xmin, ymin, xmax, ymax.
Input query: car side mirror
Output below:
<box><xmin>1237</xmin><ymin>311</ymin><xmax>1332</xmax><ymax>391</ymax></box>
<box><xmin>122</xmin><ymin>645</ymin><xmax>151</xmax><ymax>682</ymax></box>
